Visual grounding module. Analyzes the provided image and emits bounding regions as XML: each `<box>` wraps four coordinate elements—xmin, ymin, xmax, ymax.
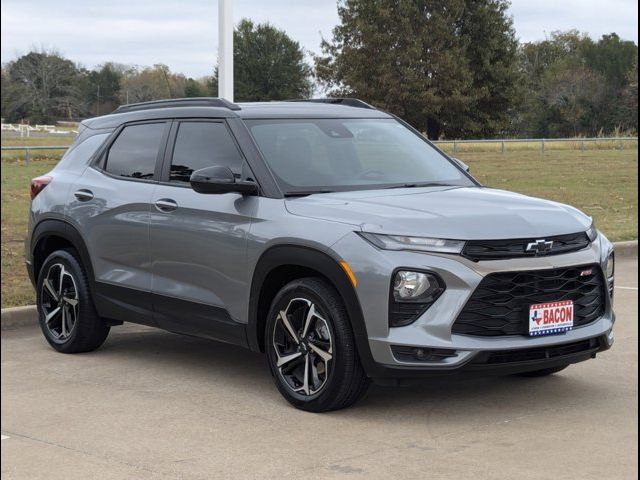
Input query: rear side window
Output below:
<box><xmin>105</xmin><ymin>123</ymin><xmax>166</xmax><ymax>180</ymax></box>
<box><xmin>169</xmin><ymin>122</ymin><xmax>244</xmax><ymax>183</ymax></box>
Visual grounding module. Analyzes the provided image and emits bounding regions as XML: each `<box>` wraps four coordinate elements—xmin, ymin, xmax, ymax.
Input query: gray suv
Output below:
<box><xmin>26</xmin><ymin>98</ymin><xmax>615</xmax><ymax>411</ymax></box>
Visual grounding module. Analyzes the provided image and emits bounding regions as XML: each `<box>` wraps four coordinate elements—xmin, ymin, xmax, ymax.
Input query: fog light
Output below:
<box><xmin>393</xmin><ymin>271</ymin><xmax>439</xmax><ymax>302</ymax></box>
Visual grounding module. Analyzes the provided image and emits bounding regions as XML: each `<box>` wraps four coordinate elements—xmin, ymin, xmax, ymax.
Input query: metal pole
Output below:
<box><xmin>218</xmin><ymin>0</ymin><xmax>234</xmax><ymax>102</ymax></box>
<box><xmin>541</xmin><ymin>139</ymin><xmax>545</xmax><ymax>155</ymax></box>
<box><xmin>25</xmin><ymin>148</ymin><xmax>30</xmax><ymax>166</ymax></box>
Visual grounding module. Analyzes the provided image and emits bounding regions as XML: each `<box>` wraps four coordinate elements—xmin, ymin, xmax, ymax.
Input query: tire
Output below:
<box><xmin>36</xmin><ymin>249</ymin><xmax>110</xmax><ymax>353</ymax></box>
<box><xmin>515</xmin><ymin>365</ymin><xmax>569</xmax><ymax>377</ymax></box>
<box><xmin>265</xmin><ymin>277</ymin><xmax>370</xmax><ymax>412</ymax></box>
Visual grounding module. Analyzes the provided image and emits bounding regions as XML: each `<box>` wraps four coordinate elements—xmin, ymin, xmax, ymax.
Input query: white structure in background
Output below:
<box><xmin>0</xmin><ymin>123</ymin><xmax>77</xmax><ymax>137</ymax></box>
<box><xmin>218</xmin><ymin>0</ymin><xmax>234</xmax><ymax>102</ymax></box>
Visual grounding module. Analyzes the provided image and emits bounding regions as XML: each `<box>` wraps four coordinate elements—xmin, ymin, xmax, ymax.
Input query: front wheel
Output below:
<box><xmin>265</xmin><ymin>277</ymin><xmax>369</xmax><ymax>412</ymax></box>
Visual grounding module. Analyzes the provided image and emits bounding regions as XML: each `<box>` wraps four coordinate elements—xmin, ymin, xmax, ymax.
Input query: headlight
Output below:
<box><xmin>605</xmin><ymin>251</ymin><xmax>615</xmax><ymax>278</ymax></box>
<box><xmin>359</xmin><ymin>232</ymin><xmax>465</xmax><ymax>254</ymax></box>
<box><xmin>390</xmin><ymin>270</ymin><xmax>445</xmax><ymax>327</ymax></box>
<box><xmin>586</xmin><ymin>223</ymin><xmax>598</xmax><ymax>242</ymax></box>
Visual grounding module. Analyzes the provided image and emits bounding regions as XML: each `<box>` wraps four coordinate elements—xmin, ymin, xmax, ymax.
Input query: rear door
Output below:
<box><xmin>68</xmin><ymin>120</ymin><xmax>170</xmax><ymax>325</ymax></box>
<box><xmin>149</xmin><ymin>119</ymin><xmax>258</xmax><ymax>345</ymax></box>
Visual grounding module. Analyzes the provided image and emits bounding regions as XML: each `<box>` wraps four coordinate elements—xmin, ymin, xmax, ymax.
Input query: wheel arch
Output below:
<box><xmin>247</xmin><ymin>244</ymin><xmax>375</xmax><ymax>375</ymax></box>
<box><xmin>31</xmin><ymin>219</ymin><xmax>95</xmax><ymax>291</ymax></box>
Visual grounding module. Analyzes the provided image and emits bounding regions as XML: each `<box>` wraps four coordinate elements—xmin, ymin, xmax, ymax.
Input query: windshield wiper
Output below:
<box><xmin>383</xmin><ymin>182</ymin><xmax>457</xmax><ymax>189</ymax></box>
<box><xmin>284</xmin><ymin>188</ymin><xmax>335</xmax><ymax>197</ymax></box>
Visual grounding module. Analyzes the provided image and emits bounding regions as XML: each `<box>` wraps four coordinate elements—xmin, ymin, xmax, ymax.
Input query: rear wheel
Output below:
<box><xmin>515</xmin><ymin>365</ymin><xmax>569</xmax><ymax>377</ymax></box>
<box><xmin>37</xmin><ymin>249</ymin><xmax>110</xmax><ymax>353</ymax></box>
<box><xmin>265</xmin><ymin>277</ymin><xmax>369</xmax><ymax>412</ymax></box>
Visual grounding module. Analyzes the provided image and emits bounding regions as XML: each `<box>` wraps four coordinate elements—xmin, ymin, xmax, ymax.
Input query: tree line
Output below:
<box><xmin>1</xmin><ymin>3</ymin><xmax>637</xmax><ymax>139</ymax></box>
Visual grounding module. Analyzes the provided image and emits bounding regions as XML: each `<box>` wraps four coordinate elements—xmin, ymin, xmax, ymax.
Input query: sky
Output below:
<box><xmin>1</xmin><ymin>0</ymin><xmax>638</xmax><ymax>78</ymax></box>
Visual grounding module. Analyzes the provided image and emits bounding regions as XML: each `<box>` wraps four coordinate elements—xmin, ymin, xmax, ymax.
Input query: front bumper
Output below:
<box><xmin>331</xmin><ymin>232</ymin><xmax>615</xmax><ymax>378</ymax></box>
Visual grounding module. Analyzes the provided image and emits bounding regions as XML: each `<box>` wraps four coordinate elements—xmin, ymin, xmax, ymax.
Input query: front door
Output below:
<box><xmin>149</xmin><ymin>119</ymin><xmax>258</xmax><ymax>345</ymax></box>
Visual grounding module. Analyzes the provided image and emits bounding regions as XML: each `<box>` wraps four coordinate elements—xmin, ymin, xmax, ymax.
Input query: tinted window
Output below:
<box><xmin>169</xmin><ymin>122</ymin><xmax>243</xmax><ymax>182</ymax></box>
<box><xmin>105</xmin><ymin>123</ymin><xmax>166</xmax><ymax>179</ymax></box>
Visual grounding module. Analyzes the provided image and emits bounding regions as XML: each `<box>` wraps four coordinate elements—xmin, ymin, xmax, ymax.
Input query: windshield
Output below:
<box><xmin>245</xmin><ymin>118</ymin><xmax>474</xmax><ymax>194</ymax></box>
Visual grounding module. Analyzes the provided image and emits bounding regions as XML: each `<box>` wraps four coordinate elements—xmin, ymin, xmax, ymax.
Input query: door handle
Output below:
<box><xmin>154</xmin><ymin>198</ymin><xmax>178</xmax><ymax>212</ymax></box>
<box><xmin>74</xmin><ymin>189</ymin><xmax>94</xmax><ymax>201</ymax></box>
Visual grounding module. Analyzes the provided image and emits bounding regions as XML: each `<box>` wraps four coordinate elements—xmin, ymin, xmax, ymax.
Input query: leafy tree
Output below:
<box><xmin>3</xmin><ymin>50</ymin><xmax>83</xmax><ymax>122</ymax></box>
<box><xmin>584</xmin><ymin>33</ymin><xmax>638</xmax><ymax>91</ymax></box>
<box><xmin>316</xmin><ymin>0</ymin><xmax>519</xmax><ymax>138</ymax></box>
<box><xmin>184</xmin><ymin>78</ymin><xmax>207</xmax><ymax>97</ymax></box>
<box><xmin>85</xmin><ymin>63</ymin><xmax>125</xmax><ymax>114</ymax></box>
<box><xmin>516</xmin><ymin>31</ymin><xmax>638</xmax><ymax>136</ymax></box>
<box><xmin>610</xmin><ymin>58</ymin><xmax>638</xmax><ymax>132</ymax></box>
<box><xmin>119</xmin><ymin>64</ymin><xmax>187</xmax><ymax>103</ymax></box>
<box><xmin>210</xmin><ymin>19</ymin><xmax>313</xmax><ymax>101</ymax></box>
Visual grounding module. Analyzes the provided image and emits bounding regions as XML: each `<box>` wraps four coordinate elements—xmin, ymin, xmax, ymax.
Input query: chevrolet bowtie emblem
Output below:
<box><xmin>525</xmin><ymin>239</ymin><xmax>554</xmax><ymax>255</ymax></box>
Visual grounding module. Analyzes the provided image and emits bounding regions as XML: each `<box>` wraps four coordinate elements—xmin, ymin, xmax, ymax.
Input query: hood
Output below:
<box><xmin>285</xmin><ymin>186</ymin><xmax>592</xmax><ymax>240</ymax></box>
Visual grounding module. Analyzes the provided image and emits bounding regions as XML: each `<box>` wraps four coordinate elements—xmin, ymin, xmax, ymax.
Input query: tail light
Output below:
<box><xmin>30</xmin><ymin>176</ymin><xmax>53</xmax><ymax>200</ymax></box>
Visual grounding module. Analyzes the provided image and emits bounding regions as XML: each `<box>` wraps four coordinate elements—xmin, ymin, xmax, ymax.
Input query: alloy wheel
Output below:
<box><xmin>40</xmin><ymin>263</ymin><xmax>79</xmax><ymax>341</ymax></box>
<box><xmin>272</xmin><ymin>298</ymin><xmax>333</xmax><ymax>396</ymax></box>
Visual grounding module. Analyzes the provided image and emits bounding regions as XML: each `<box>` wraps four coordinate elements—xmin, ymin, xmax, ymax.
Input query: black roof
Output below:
<box><xmin>81</xmin><ymin>98</ymin><xmax>391</xmax><ymax>130</ymax></box>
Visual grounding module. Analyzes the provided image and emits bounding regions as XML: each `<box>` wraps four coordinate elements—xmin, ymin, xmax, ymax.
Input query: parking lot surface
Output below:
<box><xmin>1</xmin><ymin>258</ymin><xmax>637</xmax><ymax>479</ymax></box>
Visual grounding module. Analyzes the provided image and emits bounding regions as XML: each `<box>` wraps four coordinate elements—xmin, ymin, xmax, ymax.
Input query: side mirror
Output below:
<box><xmin>451</xmin><ymin>157</ymin><xmax>470</xmax><ymax>172</ymax></box>
<box><xmin>189</xmin><ymin>166</ymin><xmax>259</xmax><ymax>195</ymax></box>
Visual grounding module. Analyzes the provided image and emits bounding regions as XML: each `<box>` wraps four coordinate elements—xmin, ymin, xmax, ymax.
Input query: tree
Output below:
<box><xmin>584</xmin><ymin>33</ymin><xmax>638</xmax><ymax>91</ymax></box>
<box><xmin>184</xmin><ymin>78</ymin><xmax>207</xmax><ymax>97</ymax></box>
<box><xmin>210</xmin><ymin>19</ymin><xmax>313</xmax><ymax>101</ymax></box>
<box><xmin>85</xmin><ymin>63</ymin><xmax>125</xmax><ymax>114</ymax></box>
<box><xmin>3</xmin><ymin>50</ymin><xmax>84</xmax><ymax>122</ymax></box>
<box><xmin>119</xmin><ymin>64</ymin><xmax>187</xmax><ymax>103</ymax></box>
<box><xmin>315</xmin><ymin>0</ymin><xmax>519</xmax><ymax>138</ymax></box>
<box><xmin>516</xmin><ymin>31</ymin><xmax>638</xmax><ymax>137</ymax></box>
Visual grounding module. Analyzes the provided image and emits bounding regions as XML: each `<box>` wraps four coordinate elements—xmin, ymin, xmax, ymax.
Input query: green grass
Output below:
<box><xmin>1</xmin><ymin>136</ymin><xmax>73</xmax><ymax>162</ymax></box>
<box><xmin>458</xmin><ymin>150</ymin><xmax>638</xmax><ymax>241</ymax></box>
<box><xmin>2</xmin><ymin>158</ymin><xmax>58</xmax><ymax>308</ymax></box>
<box><xmin>0</xmin><ymin>149</ymin><xmax>637</xmax><ymax>308</ymax></box>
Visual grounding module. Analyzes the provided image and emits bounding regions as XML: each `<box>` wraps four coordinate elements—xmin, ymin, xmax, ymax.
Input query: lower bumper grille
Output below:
<box><xmin>474</xmin><ymin>338</ymin><xmax>600</xmax><ymax>364</ymax></box>
<box><xmin>453</xmin><ymin>264</ymin><xmax>606</xmax><ymax>337</ymax></box>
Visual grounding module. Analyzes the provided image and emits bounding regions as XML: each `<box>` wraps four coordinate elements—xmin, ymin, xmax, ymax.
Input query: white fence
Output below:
<box><xmin>433</xmin><ymin>137</ymin><xmax>638</xmax><ymax>154</ymax></box>
<box><xmin>1</xmin><ymin>123</ymin><xmax>77</xmax><ymax>137</ymax></box>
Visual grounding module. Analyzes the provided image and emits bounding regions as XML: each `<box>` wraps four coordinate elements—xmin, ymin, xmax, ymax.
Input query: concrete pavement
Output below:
<box><xmin>1</xmin><ymin>258</ymin><xmax>637</xmax><ymax>479</ymax></box>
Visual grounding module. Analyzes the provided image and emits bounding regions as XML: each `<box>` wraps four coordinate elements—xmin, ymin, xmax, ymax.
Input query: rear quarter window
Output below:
<box><xmin>55</xmin><ymin>132</ymin><xmax>110</xmax><ymax>172</ymax></box>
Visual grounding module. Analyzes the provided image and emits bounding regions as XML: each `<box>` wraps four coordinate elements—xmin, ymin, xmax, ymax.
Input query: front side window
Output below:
<box><xmin>169</xmin><ymin>121</ymin><xmax>244</xmax><ymax>183</ymax></box>
<box><xmin>105</xmin><ymin>123</ymin><xmax>166</xmax><ymax>180</ymax></box>
<box><xmin>245</xmin><ymin>118</ymin><xmax>474</xmax><ymax>194</ymax></box>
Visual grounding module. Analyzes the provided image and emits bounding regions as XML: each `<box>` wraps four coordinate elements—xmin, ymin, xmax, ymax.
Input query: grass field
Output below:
<box><xmin>1</xmin><ymin>149</ymin><xmax>637</xmax><ymax>308</ymax></box>
<box><xmin>1</xmin><ymin>135</ymin><xmax>73</xmax><ymax>162</ymax></box>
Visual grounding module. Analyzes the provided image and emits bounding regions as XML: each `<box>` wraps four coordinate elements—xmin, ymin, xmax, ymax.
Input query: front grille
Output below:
<box><xmin>452</xmin><ymin>264</ymin><xmax>606</xmax><ymax>337</ymax></box>
<box><xmin>463</xmin><ymin>232</ymin><xmax>590</xmax><ymax>261</ymax></box>
<box><xmin>472</xmin><ymin>338</ymin><xmax>600</xmax><ymax>364</ymax></box>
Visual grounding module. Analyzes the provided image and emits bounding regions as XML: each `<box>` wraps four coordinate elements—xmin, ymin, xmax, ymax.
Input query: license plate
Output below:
<box><xmin>529</xmin><ymin>300</ymin><xmax>574</xmax><ymax>336</ymax></box>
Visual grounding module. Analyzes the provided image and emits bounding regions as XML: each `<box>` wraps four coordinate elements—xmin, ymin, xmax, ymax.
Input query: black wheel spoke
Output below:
<box><xmin>40</xmin><ymin>263</ymin><xmax>79</xmax><ymax>341</ymax></box>
<box><xmin>272</xmin><ymin>298</ymin><xmax>333</xmax><ymax>397</ymax></box>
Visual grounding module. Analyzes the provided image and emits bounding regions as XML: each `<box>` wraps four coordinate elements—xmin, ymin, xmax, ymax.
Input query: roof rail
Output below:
<box><xmin>113</xmin><ymin>97</ymin><xmax>241</xmax><ymax>114</ymax></box>
<box><xmin>287</xmin><ymin>98</ymin><xmax>376</xmax><ymax>110</ymax></box>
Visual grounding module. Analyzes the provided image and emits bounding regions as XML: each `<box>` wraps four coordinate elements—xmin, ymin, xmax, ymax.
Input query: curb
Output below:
<box><xmin>613</xmin><ymin>240</ymin><xmax>638</xmax><ymax>259</ymax></box>
<box><xmin>2</xmin><ymin>241</ymin><xmax>637</xmax><ymax>331</ymax></box>
<box><xmin>1</xmin><ymin>305</ymin><xmax>37</xmax><ymax>331</ymax></box>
